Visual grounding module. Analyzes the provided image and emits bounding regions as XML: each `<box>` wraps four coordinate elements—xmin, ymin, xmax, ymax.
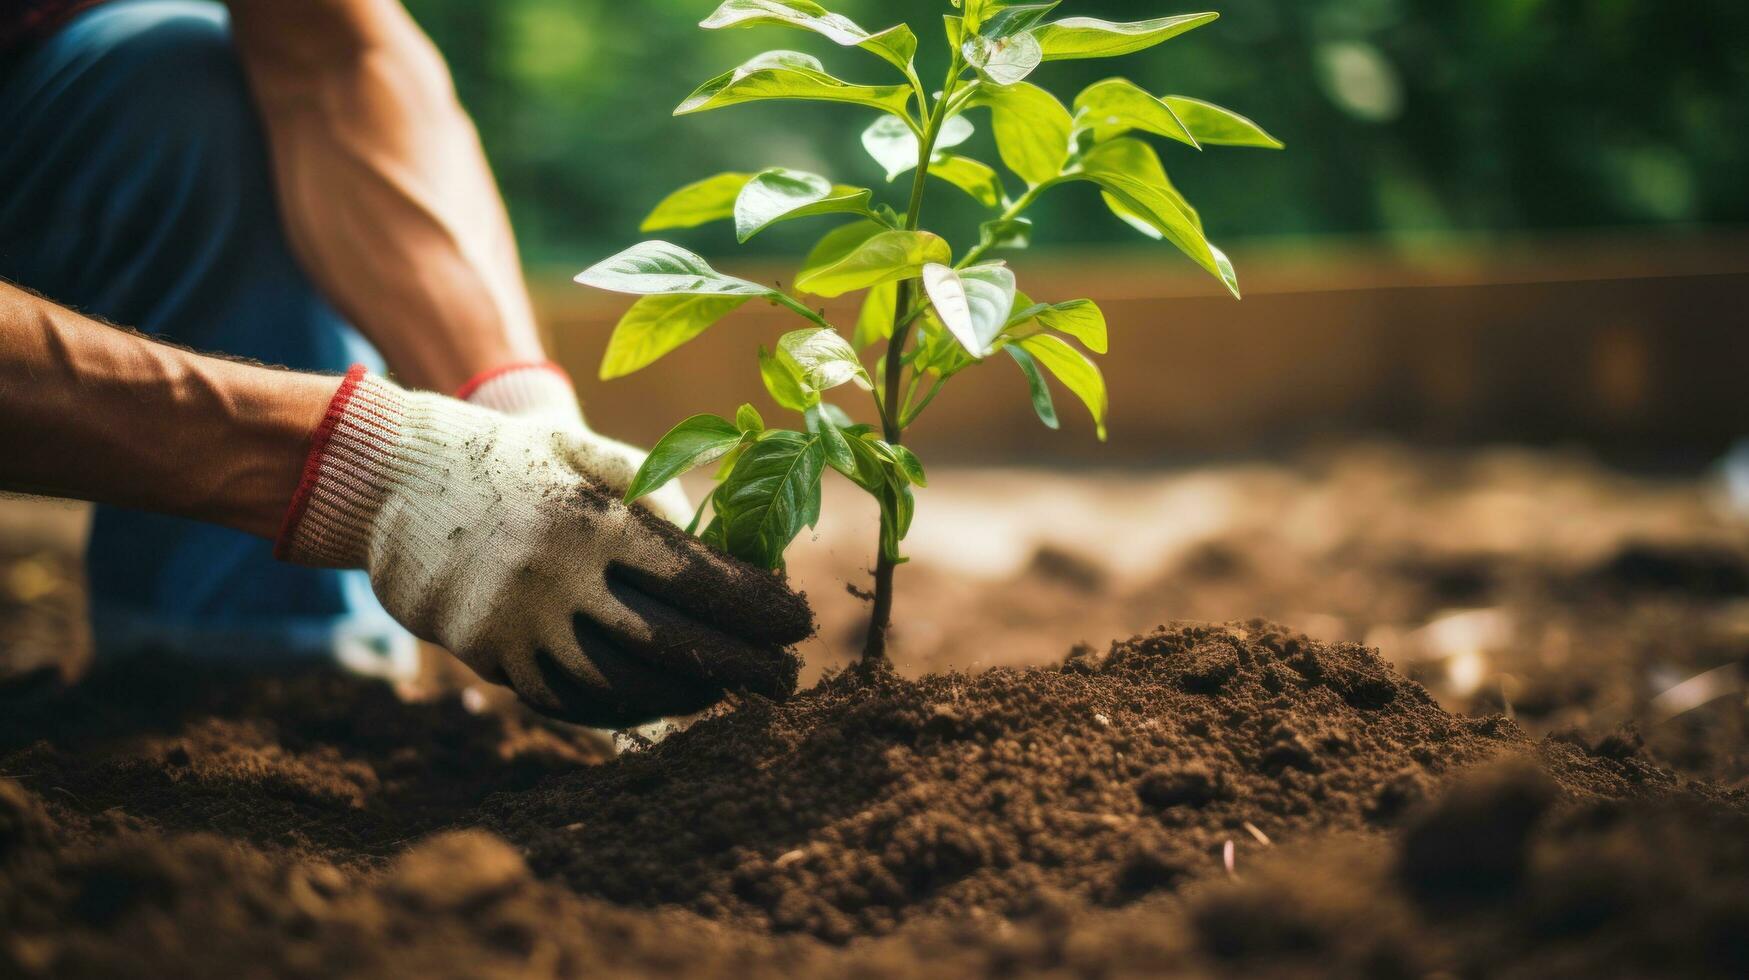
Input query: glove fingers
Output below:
<box><xmin>593</xmin><ymin>582</ymin><xmax>801</xmax><ymax>702</ymax></box>
<box><xmin>611</xmin><ymin>509</ymin><xmax>815</xmax><ymax>648</ymax></box>
<box><xmin>505</xmin><ymin>621</ymin><xmax>721</xmax><ymax>729</ymax></box>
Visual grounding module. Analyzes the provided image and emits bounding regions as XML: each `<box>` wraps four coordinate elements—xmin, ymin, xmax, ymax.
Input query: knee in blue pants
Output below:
<box><xmin>0</xmin><ymin>0</ymin><xmax>415</xmax><ymax>677</ymax></box>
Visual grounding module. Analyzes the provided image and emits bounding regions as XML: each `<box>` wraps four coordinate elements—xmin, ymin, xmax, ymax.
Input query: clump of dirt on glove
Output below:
<box><xmin>613</xmin><ymin>492</ymin><xmax>814</xmax><ymax>700</ymax></box>
<box><xmin>488</xmin><ymin>621</ymin><xmax>1683</xmax><ymax>942</ymax></box>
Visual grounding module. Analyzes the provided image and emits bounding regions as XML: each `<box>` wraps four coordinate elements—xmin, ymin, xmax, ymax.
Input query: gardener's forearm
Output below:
<box><xmin>226</xmin><ymin>0</ymin><xmax>547</xmax><ymax>393</ymax></box>
<box><xmin>0</xmin><ymin>283</ymin><xmax>331</xmax><ymax>539</ymax></box>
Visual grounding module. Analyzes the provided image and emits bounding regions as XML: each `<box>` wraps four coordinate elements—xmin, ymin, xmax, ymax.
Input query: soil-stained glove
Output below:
<box><xmin>276</xmin><ymin>366</ymin><xmax>812</xmax><ymax>727</ymax></box>
<box><xmin>457</xmin><ymin>362</ymin><xmax>693</xmax><ymax>526</ymax></box>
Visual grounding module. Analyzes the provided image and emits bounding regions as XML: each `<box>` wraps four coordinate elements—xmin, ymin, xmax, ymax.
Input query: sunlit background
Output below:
<box><xmin>415</xmin><ymin>0</ymin><xmax>1749</xmax><ymax>264</ymax></box>
<box><xmin>394</xmin><ymin>0</ymin><xmax>1749</xmax><ymax>469</ymax></box>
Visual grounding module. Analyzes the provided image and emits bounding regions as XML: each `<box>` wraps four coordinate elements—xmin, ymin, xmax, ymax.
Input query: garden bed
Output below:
<box><xmin>1</xmin><ymin>447</ymin><xmax>1745</xmax><ymax>976</ymax></box>
<box><xmin>1</xmin><ymin>624</ymin><xmax>1744</xmax><ymax>977</ymax></box>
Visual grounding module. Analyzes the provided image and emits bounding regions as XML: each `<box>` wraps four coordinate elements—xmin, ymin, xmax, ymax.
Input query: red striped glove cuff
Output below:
<box><xmin>275</xmin><ymin>365</ymin><xmax>405</xmax><ymax>567</ymax></box>
<box><xmin>455</xmin><ymin>361</ymin><xmax>580</xmax><ymax>423</ymax></box>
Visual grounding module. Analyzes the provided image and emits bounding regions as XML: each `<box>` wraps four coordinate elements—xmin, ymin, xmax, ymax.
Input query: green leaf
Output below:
<box><xmin>1005</xmin><ymin>344</ymin><xmax>1060</xmax><ymax>430</ymax></box>
<box><xmin>922</xmin><ymin>263</ymin><xmax>1015</xmax><ymax>358</ymax></box>
<box><xmin>861</xmin><ymin>114</ymin><xmax>974</xmax><ymax>182</ymax></box>
<box><xmin>700</xmin><ymin>0</ymin><xmax>918</xmax><ymax>73</ymax></box>
<box><xmin>685</xmin><ymin>495</ymin><xmax>711</xmax><ymax>535</ymax></box>
<box><xmin>794</xmin><ymin>229</ymin><xmax>951</xmax><ymax>297</ymax></box>
<box><xmin>1036</xmin><ymin>299</ymin><xmax>1108</xmax><ymax>354</ymax></box>
<box><xmin>966</xmin><ymin>82</ymin><xmax>1073</xmax><ymax>187</ymax></box>
<box><xmin>920</xmin><ymin>264</ymin><xmax>972</xmax><ymax>354</ymax></box>
<box><xmin>877</xmin><ymin>481</ymin><xmax>915</xmax><ymax>562</ymax></box>
<box><xmin>1162</xmin><ymin>96</ymin><xmax>1284</xmax><ymax>149</ymax></box>
<box><xmin>890</xmin><ymin>444</ymin><xmax>928</xmax><ymax>487</ymax></box>
<box><xmin>1073</xmin><ymin>78</ymin><xmax>1198</xmax><ymax>148</ymax></box>
<box><xmin>735</xmin><ymin>403</ymin><xmax>765</xmax><ymax>434</ymax></box>
<box><xmin>957</xmin><ymin>264</ymin><xmax>1019</xmax><ymax>353</ymax></box>
<box><xmin>1069</xmin><ymin>138</ymin><xmax>1233</xmax><ymax>295</ymax></box>
<box><xmin>863</xmin><ymin>436</ymin><xmax>899</xmax><ymax>463</ymax></box>
<box><xmin>853</xmin><ymin>280</ymin><xmax>898</xmax><ymax>349</ymax></box>
<box><xmin>777</xmin><ymin>327</ymin><xmax>872</xmax><ymax>392</ymax></box>
<box><xmin>851</xmin><ymin>435</ymin><xmax>916</xmax><ymax>560</ymax></box>
<box><xmin>734</xmin><ymin>167</ymin><xmax>873</xmax><ymax>242</ymax></box>
<box><xmin>1209</xmin><ymin>243</ymin><xmax>1240</xmax><ymax>298</ymax></box>
<box><xmin>713</xmin><ymin>429</ymin><xmax>826</xmax><ymax>570</ymax></box>
<box><xmin>928</xmin><ymin>154</ymin><xmax>1006</xmax><ymax>208</ymax></box>
<box><xmin>978</xmin><ymin>215</ymin><xmax>1033</xmax><ymax>253</ymax></box>
<box><xmin>599</xmin><ymin>293</ymin><xmax>753</xmax><ymax>380</ymax></box>
<box><xmin>1102</xmin><ymin>190</ymin><xmax>1168</xmax><ymax>239</ymax></box>
<box><xmin>911</xmin><ymin>309</ymin><xmax>978</xmax><ymax>378</ymax></box>
<box><xmin>675</xmin><ymin>50</ymin><xmax>912</xmax><ymax>118</ymax></box>
<box><xmin>841</xmin><ymin>432</ymin><xmax>889</xmax><ymax>493</ymax></box>
<box><xmin>1016</xmin><ymin>334</ymin><xmax>1108</xmax><ymax>439</ymax></box>
<box><xmin>962</xmin><ymin>30</ymin><xmax>1042</xmax><ymax>86</ymax></box>
<box><xmin>713</xmin><ymin>440</ymin><xmax>749</xmax><ymax>482</ymax></box>
<box><xmin>624</xmin><ymin>414</ymin><xmax>744</xmax><ymax>503</ymax></box>
<box><xmin>804</xmin><ymin>404</ymin><xmax>855</xmax><ymax>476</ymax></box>
<box><xmin>1080</xmin><ymin>125</ymin><xmax>1186</xmax><ymax>200</ymax></box>
<box><xmin>699</xmin><ymin>513</ymin><xmax>727</xmax><ymax>550</ymax></box>
<box><xmin>797</xmin><ymin>220</ymin><xmax>884</xmax><ymax>282</ymax></box>
<box><xmin>1006</xmin><ymin>292</ymin><xmax>1108</xmax><ymax>354</ymax></box>
<box><xmin>1033</xmin><ymin>12</ymin><xmax>1219</xmax><ymax>61</ymax></box>
<box><xmin>759</xmin><ymin>344</ymin><xmax>814</xmax><ymax>411</ymax></box>
<box><xmin>576</xmin><ymin>241</ymin><xmax>774</xmax><ymax>297</ymax></box>
<box><xmin>976</xmin><ymin>2</ymin><xmax>1059</xmax><ymax>39</ymax></box>
<box><xmin>798</xmin><ymin>466</ymin><xmax>822</xmax><ymax>531</ymax></box>
<box><xmin>943</xmin><ymin>14</ymin><xmax>964</xmax><ymax>48</ymax></box>
<box><xmin>640</xmin><ymin>172</ymin><xmax>754</xmax><ymax>231</ymax></box>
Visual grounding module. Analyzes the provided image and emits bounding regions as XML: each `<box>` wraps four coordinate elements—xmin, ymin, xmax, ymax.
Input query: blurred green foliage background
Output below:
<box><xmin>407</xmin><ymin>0</ymin><xmax>1749</xmax><ymax>266</ymax></box>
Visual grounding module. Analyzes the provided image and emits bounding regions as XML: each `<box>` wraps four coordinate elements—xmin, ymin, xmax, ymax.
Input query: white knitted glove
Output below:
<box><xmin>457</xmin><ymin>362</ymin><xmax>694</xmax><ymax>526</ymax></box>
<box><xmin>276</xmin><ymin>366</ymin><xmax>811</xmax><ymax>726</ymax></box>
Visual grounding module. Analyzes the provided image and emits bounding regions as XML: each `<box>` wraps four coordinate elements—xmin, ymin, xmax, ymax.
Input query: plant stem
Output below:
<box><xmin>956</xmin><ymin>180</ymin><xmax>1052</xmax><ymax>269</ymax></box>
<box><xmin>773</xmin><ymin>293</ymin><xmax>832</xmax><ymax>329</ymax></box>
<box><xmin>862</xmin><ymin>51</ymin><xmax>964</xmax><ymax>666</ymax></box>
<box><xmin>901</xmin><ymin>376</ymin><xmax>949</xmax><ymax>428</ymax></box>
<box><xmin>899</xmin><ymin>372</ymin><xmax>924</xmax><ymax>419</ymax></box>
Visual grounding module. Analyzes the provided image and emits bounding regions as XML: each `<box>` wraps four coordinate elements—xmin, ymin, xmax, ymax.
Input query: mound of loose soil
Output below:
<box><xmin>488</xmin><ymin>621</ymin><xmax>1697</xmax><ymax>943</ymax></box>
<box><xmin>1189</xmin><ymin>761</ymin><xmax>1749</xmax><ymax>977</ymax></box>
<box><xmin>2</xmin><ymin>622</ymin><xmax>1743</xmax><ymax>978</ymax></box>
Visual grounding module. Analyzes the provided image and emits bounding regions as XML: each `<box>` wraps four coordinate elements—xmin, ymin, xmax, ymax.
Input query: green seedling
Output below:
<box><xmin>576</xmin><ymin>0</ymin><xmax>1281</xmax><ymax>663</ymax></box>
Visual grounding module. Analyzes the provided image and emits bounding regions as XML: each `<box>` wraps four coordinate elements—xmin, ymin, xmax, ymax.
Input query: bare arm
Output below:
<box><xmin>0</xmin><ymin>282</ymin><xmax>332</xmax><ymax>539</ymax></box>
<box><xmin>0</xmin><ymin>282</ymin><xmax>810</xmax><ymax>724</ymax></box>
<box><xmin>225</xmin><ymin>0</ymin><xmax>547</xmax><ymax>393</ymax></box>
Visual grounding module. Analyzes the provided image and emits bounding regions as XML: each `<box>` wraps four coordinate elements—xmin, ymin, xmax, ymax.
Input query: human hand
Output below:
<box><xmin>277</xmin><ymin>367</ymin><xmax>812</xmax><ymax>726</ymax></box>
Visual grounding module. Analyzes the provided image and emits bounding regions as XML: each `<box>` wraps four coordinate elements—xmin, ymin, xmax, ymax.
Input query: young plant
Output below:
<box><xmin>576</xmin><ymin>0</ymin><xmax>1281</xmax><ymax>664</ymax></box>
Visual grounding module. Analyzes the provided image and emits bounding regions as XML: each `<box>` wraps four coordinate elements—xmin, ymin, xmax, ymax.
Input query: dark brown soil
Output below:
<box><xmin>1189</xmin><ymin>762</ymin><xmax>1749</xmax><ymax>978</ymax></box>
<box><xmin>2</xmin><ymin>447</ymin><xmax>1745</xmax><ymax>977</ymax></box>
<box><xmin>0</xmin><ymin>658</ymin><xmax>608</xmax><ymax>863</ymax></box>
<box><xmin>3</xmin><ymin>622</ymin><xmax>1743</xmax><ymax>978</ymax></box>
<box><xmin>487</xmin><ymin>622</ymin><xmax>1695</xmax><ymax>942</ymax></box>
